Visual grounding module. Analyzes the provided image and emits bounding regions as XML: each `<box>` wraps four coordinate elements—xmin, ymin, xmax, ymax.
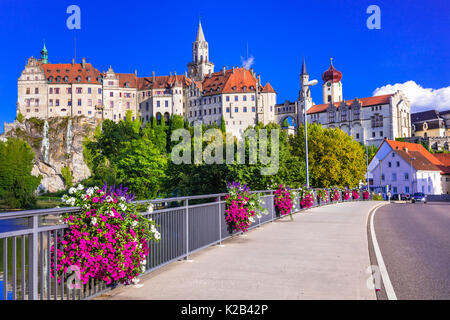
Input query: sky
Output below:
<box><xmin>0</xmin><ymin>0</ymin><xmax>449</xmax><ymax>129</ymax></box>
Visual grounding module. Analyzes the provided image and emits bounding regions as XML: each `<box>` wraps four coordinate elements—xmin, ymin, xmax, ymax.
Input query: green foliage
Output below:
<box><xmin>395</xmin><ymin>137</ymin><xmax>405</xmax><ymax>142</ymax></box>
<box><xmin>0</xmin><ymin>138</ymin><xmax>41</xmax><ymax>208</ymax></box>
<box><xmin>61</xmin><ymin>166</ymin><xmax>73</xmax><ymax>188</ymax></box>
<box><xmin>16</xmin><ymin>112</ymin><xmax>24</xmax><ymax>123</ymax></box>
<box><xmin>291</xmin><ymin>123</ymin><xmax>366</xmax><ymax>188</ymax></box>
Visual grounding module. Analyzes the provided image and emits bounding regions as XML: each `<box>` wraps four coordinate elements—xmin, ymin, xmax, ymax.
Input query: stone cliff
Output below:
<box><xmin>1</xmin><ymin>116</ymin><xmax>99</xmax><ymax>193</ymax></box>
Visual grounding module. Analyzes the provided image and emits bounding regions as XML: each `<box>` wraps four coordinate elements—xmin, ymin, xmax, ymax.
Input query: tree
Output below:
<box><xmin>116</xmin><ymin>138</ymin><xmax>167</xmax><ymax>199</ymax></box>
<box><xmin>0</xmin><ymin>138</ymin><xmax>41</xmax><ymax>208</ymax></box>
<box><xmin>291</xmin><ymin>123</ymin><xmax>366</xmax><ymax>188</ymax></box>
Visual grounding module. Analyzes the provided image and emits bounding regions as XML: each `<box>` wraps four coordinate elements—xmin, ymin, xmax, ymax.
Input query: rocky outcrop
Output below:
<box><xmin>2</xmin><ymin>116</ymin><xmax>99</xmax><ymax>193</ymax></box>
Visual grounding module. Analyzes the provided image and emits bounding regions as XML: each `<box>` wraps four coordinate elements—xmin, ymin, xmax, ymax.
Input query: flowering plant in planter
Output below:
<box><xmin>51</xmin><ymin>183</ymin><xmax>161</xmax><ymax>287</ymax></box>
<box><xmin>331</xmin><ymin>187</ymin><xmax>340</xmax><ymax>202</ymax></box>
<box><xmin>362</xmin><ymin>190</ymin><xmax>370</xmax><ymax>200</ymax></box>
<box><xmin>299</xmin><ymin>186</ymin><xmax>314</xmax><ymax>209</ymax></box>
<box><xmin>316</xmin><ymin>189</ymin><xmax>329</xmax><ymax>204</ymax></box>
<box><xmin>274</xmin><ymin>185</ymin><xmax>294</xmax><ymax>220</ymax></box>
<box><xmin>224</xmin><ymin>182</ymin><xmax>266</xmax><ymax>233</ymax></box>
<box><xmin>351</xmin><ymin>189</ymin><xmax>360</xmax><ymax>200</ymax></box>
<box><xmin>343</xmin><ymin>189</ymin><xmax>350</xmax><ymax>201</ymax></box>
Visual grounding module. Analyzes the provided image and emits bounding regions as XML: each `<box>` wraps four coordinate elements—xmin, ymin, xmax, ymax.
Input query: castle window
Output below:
<box><xmin>243</xmin><ymin>95</ymin><xmax>247</xmax><ymax>101</ymax></box>
<box><xmin>77</xmin><ymin>76</ymin><xmax>81</xmax><ymax>82</ymax></box>
<box><xmin>328</xmin><ymin>111</ymin><xmax>335</xmax><ymax>123</ymax></box>
<box><xmin>327</xmin><ymin>95</ymin><xmax>331</xmax><ymax>102</ymax></box>
<box><xmin>35</xmin><ymin>88</ymin><xmax>39</xmax><ymax>94</ymax></box>
<box><xmin>243</xmin><ymin>107</ymin><xmax>247</xmax><ymax>113</ymax></box>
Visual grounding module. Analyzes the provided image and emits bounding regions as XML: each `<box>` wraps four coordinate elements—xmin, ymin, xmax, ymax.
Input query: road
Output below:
<box><xmin>373</xmin><ymin>202</ymin><xmax>450</xmax><ymax>299</ymax></box>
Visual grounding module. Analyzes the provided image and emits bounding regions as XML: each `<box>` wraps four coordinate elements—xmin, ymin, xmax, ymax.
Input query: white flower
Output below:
<box><xmin>147</xmin><ymin>204</ymin><xmax>154</xmax><ymax>213</ymax></box>
<box><xmin>249</xmin><ymin>217</ymin><xmax>255</xmax><ymax>223</ymax></box>
<box><xmin>105</xmin><ymin>196</ymin><xmax>113</xmax><ymax>203</ymax></box>
<box><xmin>68</xmin><ymin>187</ymin><xmax>76</xmax><ymax>195</ymax></box>
<box><xmin>131</xmin><ymin>220</ymin><xmax>138</xmax><ymax>227</ymax></box>
<box><xmin>132</xmin><ymin>278</ymin><xmax>140</xmax><ymax>284</ymax></box>
<box><xmin>86</xmin><ymin>187</ymin><xmax>94</xmax><ymax>196</ymax></box>
<box><xmin>120</xmin><ymin>203</ymin><xmax>127</xmax><ymax>212</ymax></box>
<box><xmin>119</xmin><ymin>196</ymin><xmax>126</xmax><ymax>202</ymax></box>
<box><xmin>154</xmin><ymin>232</ymin><xmax>161</xmax><ymax>241</ymax></box>
<box><xmin>94</xmin><ymin>186</ymin><xmax>99</xmax><ymax>191</ymax></box>
<box><xmin>150</xmin><ymin>225</ymin><xmax>157</xmax><ymax>233</ymax></box>
<box><xmin>91</xmin><ymin>217</ymin><xmax>97</xmax><ymax>225</ymax></box>
<box><xmin>77</xmin><ymin>184</ymin><xmax>84</xmax><ymax>191</ymax></box>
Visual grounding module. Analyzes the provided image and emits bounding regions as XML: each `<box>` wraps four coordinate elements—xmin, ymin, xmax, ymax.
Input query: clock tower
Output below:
<box><xmin>322</xmin><ymin>58</ymin><xmax>343</xmax><ymax>104</ymax></box>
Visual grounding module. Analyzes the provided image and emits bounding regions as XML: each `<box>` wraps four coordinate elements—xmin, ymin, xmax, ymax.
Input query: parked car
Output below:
<box><xmin>411</xmin><ymin>192</ymin><xmax>427</xmax><ymax>203</ymax></box>
<box><xmin>401</xmin><ymin>193</ymin><xmax>411</xmax><ymax>201</ymax></box>
<box><xmin>390</xmin><ymin>193</ymin><xmax>400</xmax><ymax>200</ymax></box>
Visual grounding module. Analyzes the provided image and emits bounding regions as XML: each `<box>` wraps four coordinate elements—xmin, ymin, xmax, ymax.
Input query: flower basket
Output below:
<box><xmin>52</xmin><ymin>183</ymin><xmax>160</xmax><ymax>287</ymax></box>
<box><xmin>316</xmin><ymin>189</ymin><xmax>329</xmax><ymax>205</ymax></box>
<box><xmin>351</xmin><ymin>189</ymin><xmax>360</xmax><ymax>200</ymax></box>
<box><xmin>362</xmin><ymin>190</ymin><xmax>370</xmax><ymax>200</ymax></box>
<box><xmin>224</xmin><ymin>182</ymin><xmax>267</xmax><ymax>233</ymax></box>
<box><xmin>299</xmin><ymin>187</ymin><xmax>314</xmax><ymax>209</ymax></box>
<box><xmin>274</xmin><ymin>185</ymin><xmax>294</xmax><ymax>220</ymax></box>
<box><xmin>343</xmin><ymin>189</ymin><xmax>350</xmax><ymax>201</ymax></box>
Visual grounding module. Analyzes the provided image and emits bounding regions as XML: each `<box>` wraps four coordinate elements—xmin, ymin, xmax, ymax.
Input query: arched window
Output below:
<box><xmin>156</xmin><ymin>112</ymin><xmax>162</xmax><ymax>125</ymax></box>
<box><xmin>164</xmin><ymin>112</ymin><xmax>170</xmax><ymax>124</ymax></box>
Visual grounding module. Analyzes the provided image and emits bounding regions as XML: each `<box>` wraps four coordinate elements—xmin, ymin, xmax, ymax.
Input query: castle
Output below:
<box><xmin>13</xmin><ymin>20</ymin><xmax>411</xmax><ymax>144</ymax></box>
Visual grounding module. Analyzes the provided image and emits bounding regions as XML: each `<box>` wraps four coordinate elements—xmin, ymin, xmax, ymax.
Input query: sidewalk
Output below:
<box><xmin>98</xmin><ymin>201</ymin><xmax>385</xmax><ymax>300</ymax></box>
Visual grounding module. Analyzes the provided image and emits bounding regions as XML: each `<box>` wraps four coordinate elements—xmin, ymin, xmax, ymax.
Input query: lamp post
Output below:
<box><xmin>410</xmin><ymin>157</ymin><xmax>416</xmax><ymax>194</ymax></box>
<box><xmin>302</xmin><ymin>79</ymin><xmax>318</xmax><ymax>188</ymax></box>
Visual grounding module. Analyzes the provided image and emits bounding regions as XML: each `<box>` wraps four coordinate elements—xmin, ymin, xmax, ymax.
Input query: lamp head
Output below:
<box><xmin>306</xmin><ymin>79</ymin><xmax>318</xmax><ymax>86</ymax></box>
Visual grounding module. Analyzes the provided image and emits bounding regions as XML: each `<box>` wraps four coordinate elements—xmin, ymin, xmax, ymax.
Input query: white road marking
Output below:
<box><xmin>370</xmin><ymin>205</ymin><xmax>398</xmax><ymax>300</ymax></box>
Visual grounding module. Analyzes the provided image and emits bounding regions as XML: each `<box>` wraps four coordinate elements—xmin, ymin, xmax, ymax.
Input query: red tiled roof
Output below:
<box><xmin>384</xmin><ymin>139</ymin><xmax>442</xmax><ymax>172</ymax></box>
<box><xmin>42</xmin><ymin>63</ymin><xmax>102</xmax><ymax>84</ymax></box>
<box><xmin>201</xmin><ymin>68</ymin><xmax>263</xmax><ymax>96</ymax></box>
<box><xmin>116</xmin><ymin>73</ymin><xmax>137</xmax><ymax>88</ymax></box>
<box><xmin>138</xmin><ymin>75</ymin><xmax>192</xmax><ymax>90</ymax></box>
<box><xmin>432</xmin><ymin>153</ymin><xmax>450</xmax><ymax>174</ymax></box>
<box><xmin>307</xmin><ymin>94</ymin><xmax>393</xmax><ymax>114</ymax></box>
<box><xmin>262</xmin><ymin>82</ymin><xmax>276</xmax><ymax>93</ymax></box>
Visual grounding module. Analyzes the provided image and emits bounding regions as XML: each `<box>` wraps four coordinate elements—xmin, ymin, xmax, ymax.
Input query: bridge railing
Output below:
<box><xmin>0</xmin><ymin>188</ymin><xmax>372</xmax><ymax>300</ymax></box>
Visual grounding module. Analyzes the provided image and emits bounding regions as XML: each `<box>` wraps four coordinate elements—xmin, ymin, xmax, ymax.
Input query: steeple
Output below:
<box><xmin>196</xmin><ymin>20</ymin><xmax>206</xmax><ymax>42</ymax></box>
<box><xmin>301</xmin><ymin>57</ymin><xmax>308</xmax><ymax>76</ymax></box>
<box><xmin>40</xmin><ymin>42</ymin><xmax>48</xmax><ymax>64</ymax></box>
<box><xmin>188</xmin><ymin>19</ymin><xmax>214</xmax><ymax>81</ymax></box>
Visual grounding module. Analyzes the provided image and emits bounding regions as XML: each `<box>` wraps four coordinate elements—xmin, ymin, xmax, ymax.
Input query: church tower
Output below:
<box><xmin>322</xmin><ymin>58</ymin><xmax>343</xmax><ymax>104</ymax></box>
<box><xmin>298</xmin><ymin>58</ymin><xmax>313</xmax><ymax>126</ymax></box>
<box><xmin>187</xmin><ymin>20</ymin><xmax>214</xmax><ymax>81</ymax></box>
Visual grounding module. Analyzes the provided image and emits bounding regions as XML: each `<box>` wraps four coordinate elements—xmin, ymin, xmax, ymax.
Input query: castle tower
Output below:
<box><xmin>299</xmin><ymin>57</ymin><xmax>310</xmax><ymax>102</ymax></box>
<box><xmin>322</xmin><ymin>58</ymin><xmax>343</xmax><ymax>104</ymax></box>
<box><xmin>187</xmin><ymin>20</ymin><xmax>214</xmax><ymax>81</ymax></box>
<box><xmin>40</xmin><ymin>43</ymin><xmax>48</xmax><ymax>64</ymax></box>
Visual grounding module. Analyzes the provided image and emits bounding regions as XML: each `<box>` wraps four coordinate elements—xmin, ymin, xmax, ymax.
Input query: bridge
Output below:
<box><xmin>0</xmin><ymin>189</ymin><xmax>380</xmax><ymax>300</ymax></box>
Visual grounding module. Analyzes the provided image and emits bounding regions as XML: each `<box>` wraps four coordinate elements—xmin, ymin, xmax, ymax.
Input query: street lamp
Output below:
<box><xmin>302</xmin><ymin>79</ymin><xmax>318</xmax><ymax>188</ymax></box>
<box><xmin>410</xmin><ymin>157</ymin><xmax>416</xmax><ymax>194</ymax></box>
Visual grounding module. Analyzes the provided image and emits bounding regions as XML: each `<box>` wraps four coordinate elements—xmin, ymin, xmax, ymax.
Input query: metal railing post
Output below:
<box><xmin>185</xmin><ymin>199</ymin><xmax>189</xmax><ymax>260</ymax></box>
<box><xmin>271</xmin><ymin>191</ymin><xmax>274</xmax><ymax>222</ymax></box>
<box><xmin>29</xmin><ymin>215</ymin><xmax>39</xmax><ymax>300</ymax></box>
<box><xmin>218</xmin><ymin>196</ymin><xmax>222</xmax><ymax>245</ymax></box>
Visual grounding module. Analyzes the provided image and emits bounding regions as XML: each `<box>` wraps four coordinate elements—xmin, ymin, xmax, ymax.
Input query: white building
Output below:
<box><xmin>368</xmin><ymin>139</ymin><xmax>445</xmax><ymax>195</ymax></box>
<box><xmin>294</xmin><ymin>59</ymin><xmax>412</xmax><ymax>147</ymax></box>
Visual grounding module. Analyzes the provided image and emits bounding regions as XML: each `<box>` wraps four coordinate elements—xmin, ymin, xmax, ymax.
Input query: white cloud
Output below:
<box><xmin>373</xmin><ymin>80</ymin><xmax>450</xmax><ymax>112</ymax></box>
<box><xmin>240</xmin><ymin>55</ymin><xmax>255</xmax><ymax>69</ymax></box>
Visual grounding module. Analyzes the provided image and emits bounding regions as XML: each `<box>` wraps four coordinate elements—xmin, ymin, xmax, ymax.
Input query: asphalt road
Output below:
<box><xmin>373</xmin><ymin>202</ymin><xmax>450</xmax><ymax>299</ymax></box>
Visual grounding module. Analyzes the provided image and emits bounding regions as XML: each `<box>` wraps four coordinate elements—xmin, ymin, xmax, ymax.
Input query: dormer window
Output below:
<box><xmin>87</xmin><ymin>76</ymin><xmax>91</xmax><ymax>82</ymax></box>
<box><xmin>232</xmin><ymin>86</ymin><xmax>236</xmax><ymax>91</ymax></box>
<box><xmin>76</xmin><ymin>76</ymin><xmax>81</xmax><ymax>82</ymax></box>
<box><xmin>243</xmin><ymin>86</ymin><xmax>247</xmax><ymax>91</ymax></box>
<box><xmin>64</xmin><ymin>76</ymin><xmax>69</xmax><ymax>82</ymax></box>
<box><xmin>250</xmin><ymin>86</ymin><xmax>254</xmax><ymax>90</ymax></box>
<box><xmin>125</xmin><ymin>81</ymin><xmax>129</xmax><ymax>88</ymax></box>
<box><xmin>48</xmin><ymin>76</ymin><xmax>53</xmax><ymax>83</ymax></box>
<box><xmin>56</xmin><ymin>76</ymin><xmax>61</xmax><ymax>82</ymax></box>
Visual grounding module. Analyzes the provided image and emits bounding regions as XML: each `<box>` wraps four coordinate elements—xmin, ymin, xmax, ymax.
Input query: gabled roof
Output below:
<box><xmin>42</xmin><ymin>62</ymin><xmax>102</xmax><ymax>84</ymax></box>
<box><xmin>262</xmin><ymin>82</ymin><xmax>276</xmax><ymax>93</ymax></box>
<box><xmin>307</xmin><ymin>94</ymin><xmax>393</xmax><ymax>114</ymax></box>
<box><xmin>385</xmin><ymin>139</ymin><xmax>442</xmax><ymax>172</ymax></box>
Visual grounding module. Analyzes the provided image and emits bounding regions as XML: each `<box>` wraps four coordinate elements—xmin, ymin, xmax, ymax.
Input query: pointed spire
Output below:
<box><xmin>40</xmin><ymin>41</ymin><xmax>48</xmax><ymax>64</ymax></box>
<box><xmin>196</xmin><ymin>19</ymin><xmax>205</xmax><ymax>42</ymax></box>
<box><xmin>301</xmin><ymin>57</ymin><xmax>308</xmax><ymax>76</ymax></box>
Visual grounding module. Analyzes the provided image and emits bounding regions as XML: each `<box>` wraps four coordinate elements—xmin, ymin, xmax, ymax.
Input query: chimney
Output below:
<box><xmin>250</xmin><ymin>68</ymin><xmax>254</xmax><ymax>77</ymax></box>
<box><xmin>258</xmin><ymin>75</ymin><xmax>261</xmax><ymax>86</ymax></box>
<box><xmin>222</xmin><ymin>66</ymin><xmax>226</xmax><ymax>75</ymax></box>
<box><xmin>152</xmin><ymin>71</ymin><xmax>155</xmax><ymax>82</ymax></box>
<box><xmin>72</xmin><ymin>58</ymin><xmax>75</xmax><ymax>65</ymax></box>
<box><xmin>232</xmin><ymin>67</ymin><xmax>235</xmax><ymax>74</ymax></box>
<box><xmin>404</xmin><ymin>147</ymin><xmax>408</xmax><ymax>153</ymax></box>
<box><xmin>82</xmin><ymin>57</ymin><xmax>86</xmax><ymax>68</ymax></box>
<box><xmin>135</xmin><ymin>69</ymin><xmax>137</xmax><ymax>76</ymax></box>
